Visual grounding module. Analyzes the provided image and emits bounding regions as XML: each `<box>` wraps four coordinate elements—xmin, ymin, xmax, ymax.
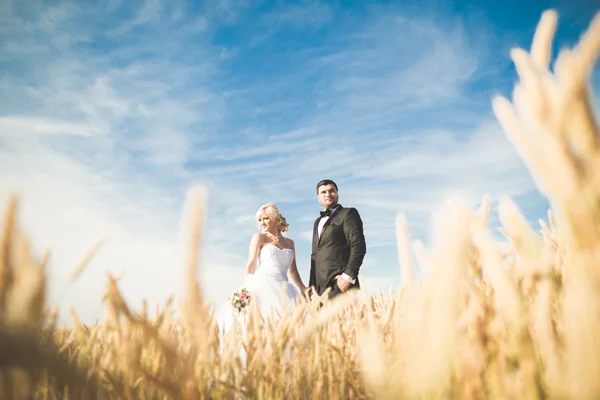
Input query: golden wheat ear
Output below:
<box><xmin>0</xmin><ymin>194</ymin><xmax>19</xmax><ymax>311</ymax></box>
<box><xmin>490</xmin><ymin>8</ymin><xmax>600</xmax><ymax>399</ymax></box>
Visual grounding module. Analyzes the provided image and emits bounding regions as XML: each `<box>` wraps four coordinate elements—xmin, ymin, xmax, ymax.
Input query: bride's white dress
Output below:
<box><xmin>216</xmin><ymin>244</ymin><xmax>303</xmax><ymax>339</ymax></box>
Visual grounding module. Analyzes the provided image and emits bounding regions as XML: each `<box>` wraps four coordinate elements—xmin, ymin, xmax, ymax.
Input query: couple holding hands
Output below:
<box><xmin>216</xmin><ymin>179</ymin><xmax>367</xmax><ymax>328</ymax></box>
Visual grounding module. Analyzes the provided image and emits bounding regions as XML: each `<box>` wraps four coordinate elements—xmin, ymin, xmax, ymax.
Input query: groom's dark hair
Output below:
<box><xmin>316</xmin><ymin>179</ymin><xmax>338</xmax><ymax>193</ymax></box>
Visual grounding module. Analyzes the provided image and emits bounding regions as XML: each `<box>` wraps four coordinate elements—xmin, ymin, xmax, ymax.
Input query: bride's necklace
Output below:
<box><xmin>266</xmin><ymin>232</ymin><xmax>282</xmax><ymax>240</ymax></box>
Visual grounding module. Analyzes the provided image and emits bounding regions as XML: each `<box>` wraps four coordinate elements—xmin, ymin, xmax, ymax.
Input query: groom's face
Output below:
<box><xmin>317</xmin><ymin>184</ymin><xmax>338</xmax><ymax>209</ymax></box>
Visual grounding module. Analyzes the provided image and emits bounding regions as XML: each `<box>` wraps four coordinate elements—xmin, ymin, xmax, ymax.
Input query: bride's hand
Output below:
<box><xmin>301</xmin><ymin>285</ymin><xmax>311</xmax><ymax>298</ymax></box>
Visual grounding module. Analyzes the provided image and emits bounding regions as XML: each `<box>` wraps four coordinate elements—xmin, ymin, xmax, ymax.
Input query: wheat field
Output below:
<box><xmin>1</xmin><ymin>9</ymin><xmax>600</xmax><ymax>400</ymax></box>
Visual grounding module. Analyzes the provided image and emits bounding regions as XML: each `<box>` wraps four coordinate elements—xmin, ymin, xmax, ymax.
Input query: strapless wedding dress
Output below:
<box><xmin>216</xmin><ymin>244</ymin><xmax>303</xmax><ymax>338</ymax></box>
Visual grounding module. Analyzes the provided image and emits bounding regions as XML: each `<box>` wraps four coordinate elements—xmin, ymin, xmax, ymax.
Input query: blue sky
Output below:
<box><xmin>1</xmin><ymin>0</ymin><xmax>598</xmax><ymax>325</ymax></box>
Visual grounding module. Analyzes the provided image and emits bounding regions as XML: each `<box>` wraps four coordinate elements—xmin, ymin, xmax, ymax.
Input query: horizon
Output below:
<box><xmin>1</xmin><ymin>0</ymin><xmax>599</xmax><ymax>326</ymax></box>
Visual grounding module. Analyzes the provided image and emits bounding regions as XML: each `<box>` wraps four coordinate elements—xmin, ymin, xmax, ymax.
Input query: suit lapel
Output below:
<box><xmin>318</xmin><ymin>205</ymin><xmax>343</xmax><ymax>245</ymax></box>
<box><xmin>312</xmin><ymin>218</ymin><xmax>319</xmax><ymax>250</ymax></box>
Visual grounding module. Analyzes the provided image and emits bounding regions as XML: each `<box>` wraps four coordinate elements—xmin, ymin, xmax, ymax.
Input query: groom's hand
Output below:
<box><xmin>334</xmin><ymin>275</ymin><xmax>350</xmax><ymax>292</ymax></box>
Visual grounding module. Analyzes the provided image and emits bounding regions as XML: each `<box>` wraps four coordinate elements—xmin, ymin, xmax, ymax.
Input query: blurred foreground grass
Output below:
<box><xmin>1</xmin><ymin>9</ymin><xmax>600</xmax><ymax>400</ymax></box>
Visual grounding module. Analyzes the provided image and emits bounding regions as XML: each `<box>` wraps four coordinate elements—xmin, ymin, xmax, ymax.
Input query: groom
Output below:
<box><xmin>309</xmin><ymin>179</ymin><xmax>366</xmax><ymax>299</ymax></box>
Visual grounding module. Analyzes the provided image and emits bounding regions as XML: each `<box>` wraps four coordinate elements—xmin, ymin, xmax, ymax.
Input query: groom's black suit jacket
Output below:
<box><xmin>310</xmin><ymin>205</ymin><xmax>367</xmax><ymax>297</ymax></box>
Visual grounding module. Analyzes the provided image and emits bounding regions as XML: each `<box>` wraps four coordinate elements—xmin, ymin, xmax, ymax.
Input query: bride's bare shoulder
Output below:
<box><xmin>251</xmin><ymin>232</ymin><xmax>268</xmax><ymax>244</ymax></box>
<box><xmin>282</xmin><ymin>236</ymin><xmax>295</xmax><ymax>248</ymax></box>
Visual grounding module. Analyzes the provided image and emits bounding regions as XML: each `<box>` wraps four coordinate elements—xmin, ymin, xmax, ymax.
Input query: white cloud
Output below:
<box><xmin>0</xmin><ymin>116</ymin><xmax>96</xmax><ymax>137</ymax></box>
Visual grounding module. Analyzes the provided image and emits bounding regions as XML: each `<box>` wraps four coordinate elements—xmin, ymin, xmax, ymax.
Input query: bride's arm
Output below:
<box><xmin>244</xmin><ymin>233</ymin><xmax>262</xmax><ymax>279</ymax></box>
<box><xmin>288</xmin><ymin>241</ymin><xmax>308</xmax><ymax>294</ymax></box>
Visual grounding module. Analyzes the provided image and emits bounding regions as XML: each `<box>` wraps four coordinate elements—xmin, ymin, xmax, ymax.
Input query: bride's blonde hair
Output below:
<box><xmin>255</xmin><ymin>202</ymin><xmax>289</xmax><ymax>233</ymax></box>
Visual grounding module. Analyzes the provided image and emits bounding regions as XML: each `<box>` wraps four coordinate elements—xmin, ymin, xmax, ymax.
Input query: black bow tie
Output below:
<box><xmin>320</xmin><ymin>209</ymin><xmax>333</xmax><ymax>217</ymax></box>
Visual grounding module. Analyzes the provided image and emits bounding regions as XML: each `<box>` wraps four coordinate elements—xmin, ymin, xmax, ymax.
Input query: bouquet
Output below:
<box><xmin>230</xmin><ymin>287</ymin><xmax>252</xmax><ymax>316</ymax></box>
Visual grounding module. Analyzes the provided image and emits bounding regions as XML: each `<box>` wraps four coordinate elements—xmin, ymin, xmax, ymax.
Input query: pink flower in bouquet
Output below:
<box><xmin>230</xmin><ymin>287</ymin><xmax>252</xmax><ymax>315</ymax></box>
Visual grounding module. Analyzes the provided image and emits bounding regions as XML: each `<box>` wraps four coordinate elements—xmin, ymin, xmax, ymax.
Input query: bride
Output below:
<box><xmin>216</xmin><ymin>202</ymin><xmax>309</xmax><ymax>339</ymax></box>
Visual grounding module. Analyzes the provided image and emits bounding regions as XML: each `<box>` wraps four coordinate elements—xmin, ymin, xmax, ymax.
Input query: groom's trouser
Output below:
<box><xmin>325</xmin><ymin>279</ymin><xmax>343</xmax><ymax>299</ymax></box>
<box><xmin>322</xmin><ymin>278</ymin><xmax>358</xmax><ymax>300</ymax></box>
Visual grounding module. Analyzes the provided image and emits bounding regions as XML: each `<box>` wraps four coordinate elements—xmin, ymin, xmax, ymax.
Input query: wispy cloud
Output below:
<box><xmin>0</xmin><ymin>0</ymin><xmax>230</xmax><ymax>323</ymax></box>
<box><xmin>1</xmin><ymin>0</ymin><xmax>594</xmax><ymax>324</ymax></box>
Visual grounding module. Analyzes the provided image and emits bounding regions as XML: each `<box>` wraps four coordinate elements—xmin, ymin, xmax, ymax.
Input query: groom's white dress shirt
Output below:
<box><xmin>318</xmin><ymin>204</ymin><xmax>356</xmax><ymax>284</ymax></box>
